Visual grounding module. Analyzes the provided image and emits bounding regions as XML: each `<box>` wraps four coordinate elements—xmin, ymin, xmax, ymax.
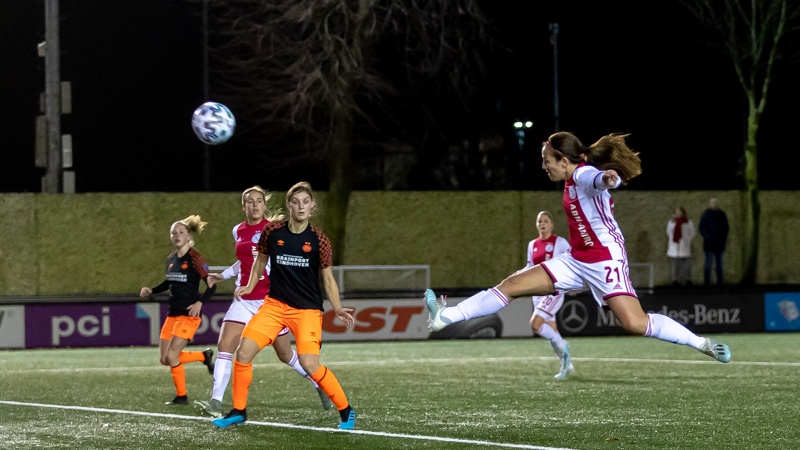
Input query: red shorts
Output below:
<box><xmin>160</xmin><ymin>315</ymin><xmax>202</xmax><ymax>341</ymax></box>
<box><xmin>241</xmin><ymin>297</ymin><xmax>322</xmax><ymax>355</ymax></box>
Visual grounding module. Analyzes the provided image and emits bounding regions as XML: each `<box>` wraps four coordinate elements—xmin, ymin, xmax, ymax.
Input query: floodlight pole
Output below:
<box><xmin>43</xmin><ymin>0</ymin><xmax>62</xmax><ymax>193</ymax></box>
<box><xmin>549</xmin><ymin>22</ymin><xmax>560</xmax><ymax>132</ymax></box>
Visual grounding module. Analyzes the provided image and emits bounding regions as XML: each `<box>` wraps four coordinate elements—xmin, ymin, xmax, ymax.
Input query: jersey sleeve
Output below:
<box><xmin>554</xmin><ymin>236</ymin><xmax>571</xmax><ymax>255</ymax></box>
<box><xmin>231</xmin><ymin>223</ymin><xmax>240</xmax><ymax>241</ymax></box>
<box><xmin>318</xmin><ymin>231</ymin><xmax>333</xmax><ymax>269</ymax></box>
<box><xmin>221</xmin><ymin>260</ymin><xmax>241</xmax><ymax>280</ymax></box>
<box><xmin>257</xmin><ymin>223</ymin><xmax>274</xmax><ymax>257</ymax></box>
<box><xmin>574</xmin><ymin>165</ymin><xmax>621</xmax><ymax>197</ymax></box>
<box><xmin>190</xmin><ymin>250</ymin><xmax>210</xmax><ymax>279</ymax></box>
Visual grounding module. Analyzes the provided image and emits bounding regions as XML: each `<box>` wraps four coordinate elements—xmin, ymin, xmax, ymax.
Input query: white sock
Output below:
<box><xmin>645</xmin><ymin>313</ymin><xmax>705</xmax><ymax>349</ymax></box>
<box><xmin>440</xmin><ymin>288</ymin><xmax>509</xmax><ymax>323</ymax></box>
<box><xmin>287</xmin><ymin>350</ymin><xmax>319</xmax><ymax>388</ymax></box>
<box><xmin>211</xmin><ymin>351</ymin><xmax>233</xmax><ymax>402</ymax></box>
<box><xmin>537</xmin><ymin>323</ymin><xmax>566</xmax><ymax>349</ymax></box>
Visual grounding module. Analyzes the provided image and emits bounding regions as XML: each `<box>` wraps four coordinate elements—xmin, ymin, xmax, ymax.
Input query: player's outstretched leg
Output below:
<box><xmin>424</xmin><ymin>289</ymin><xmax>449</xmax><ymax>331</ymax></box>
<box><xmin>424</xmin><ymin>288</ymin><xmax>509</xmax><ymax>331</ymax></box>
<box><xmin>212</xmin><ymin>408</ymin><xmax>247</xmax><ymax>428</ymax></box>
<box><xmin>698</xmin><ymin>338</ymin><xmax>732</xmax><ymax>363</ymax></box>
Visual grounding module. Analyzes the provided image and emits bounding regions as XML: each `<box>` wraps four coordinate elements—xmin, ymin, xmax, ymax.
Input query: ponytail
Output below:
<box><xmin>584</xmin><ymin>134</ymin><xmax>641</xmax><ymax>184</ymax></box>
<box><xmin>548</xmin><ymin>131</ymin><xmax>641</xmax><ymax>184</ymax></box>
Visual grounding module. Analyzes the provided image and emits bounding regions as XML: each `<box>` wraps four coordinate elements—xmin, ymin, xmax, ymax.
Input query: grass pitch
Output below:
<box><xmin>1</xmin><ymin>333</ymin><xmax>798</xmax><ymax>449</ymax></box>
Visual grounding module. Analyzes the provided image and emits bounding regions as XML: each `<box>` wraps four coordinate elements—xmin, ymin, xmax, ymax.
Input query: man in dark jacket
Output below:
<box><xmin>699</xmin><ymin>198</ymin><xmax>729</xmax><ymax>286</ymax></box>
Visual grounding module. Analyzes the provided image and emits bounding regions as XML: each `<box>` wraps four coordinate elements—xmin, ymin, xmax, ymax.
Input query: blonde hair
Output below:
<box><xmin>286</xmin><ymin>181</ymin><xmax>318</xmax><ymax>217</ymax></box>
<box><xmin>537</xmin><ymin>210</ymin><xmax>554</xmax><ymax>222</ymax></box>
<box><xmin>241</xmin><ymin>185</ymin><xmax>284</xmax><ymax>222</ymax></box>
<box><xmin>173</xmin><ymin>215</ymin><xmax>207</xmax><ymax>247</ymax></box>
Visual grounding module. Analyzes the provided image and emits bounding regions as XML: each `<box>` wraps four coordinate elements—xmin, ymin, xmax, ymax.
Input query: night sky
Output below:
<box><xmin>2</xmin><ymin>0</ymin><xmax>798</xmax><ymax>193</ymax></box>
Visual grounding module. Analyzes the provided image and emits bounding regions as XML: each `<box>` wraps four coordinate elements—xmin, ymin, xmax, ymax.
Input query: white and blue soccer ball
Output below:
<box><xmin>191</xmin><ymin>102</ymin><xmax>236</xmax><ymax>145</ymax></box>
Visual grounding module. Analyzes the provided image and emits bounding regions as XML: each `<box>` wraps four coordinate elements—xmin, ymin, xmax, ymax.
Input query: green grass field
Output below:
<box><xmin>1</xmin><ymin>334</ymin><xmax>798</xmax><ymax>449</ymax></box>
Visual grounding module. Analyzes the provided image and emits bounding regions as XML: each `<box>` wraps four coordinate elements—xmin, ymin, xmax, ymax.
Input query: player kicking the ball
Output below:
<box><xmin>425</xmin><ymin>132</ymin><xmax>731</xmax><ymax>368</ymax></box>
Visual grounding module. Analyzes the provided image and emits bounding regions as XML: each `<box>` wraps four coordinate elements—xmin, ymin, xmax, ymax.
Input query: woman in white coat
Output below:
<box><xmin>667</xmin><ymin>207</ymin><xmax>695</xmax><ymax>286</ymax></box>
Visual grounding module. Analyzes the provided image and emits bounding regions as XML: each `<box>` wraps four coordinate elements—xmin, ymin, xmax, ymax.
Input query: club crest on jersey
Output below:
<box><xmin>181</xmin><ymin>262</ymin><xmax>188</xmax><ymax>269</ymax></box>
<box><xmin>545</xmin><ymin>243</ymin><xmax>554</xmax><ymax>252</ymax></box>
<box><xmin>278</xmin><ymin>240</ymin><xmax>284</xmax><ymax>246</ymax></box>
<box><xmin>568</xmin><ymin>185</ymin><xmax>577</xmax><ymax>200</ymax></box>
<box><xmin>252</xmin><ymin>233</ymin><xmax>261</xmax><ymax>244</ymax></box>
<box><xmin>302</xmin><ymin>242</ymin><xmax>312</xmax><ymax>252</ymax></box>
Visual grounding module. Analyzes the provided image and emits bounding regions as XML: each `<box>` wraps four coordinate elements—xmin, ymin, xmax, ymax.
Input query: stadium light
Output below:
<box><xmin>514</xmin><ymin>119</ymin><xmax>533</xmax><ymax>178</ymax></box>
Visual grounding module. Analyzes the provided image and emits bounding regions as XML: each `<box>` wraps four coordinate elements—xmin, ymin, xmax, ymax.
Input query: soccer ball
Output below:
<box><xmin>191</xmin><ymin>102</ymin><xmax>236</xmax><ymax>145</ymax></box>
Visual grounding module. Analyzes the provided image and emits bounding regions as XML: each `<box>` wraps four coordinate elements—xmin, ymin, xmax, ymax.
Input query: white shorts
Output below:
<box><xmin>541</xmin><ymin>252</ymin><xmax>636</xmax><ymax>307</ymax></box>
<box><xmin>223</xmin><ymin>299</ymin><xmax>289</xmax><ymax>337</ymax></box>
<box><xmin>531</xmin><ymin>293</ymin><xmax>565</xmax><ymax>321</ymax></box>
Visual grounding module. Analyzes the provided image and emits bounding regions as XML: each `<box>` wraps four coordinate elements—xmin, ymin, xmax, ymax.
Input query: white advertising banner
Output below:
<box><xmin>323</xmin><ymin>296</ymin><xmax>535</xmax><ymax>341</ymax></box>
<box><xmin>0</xmin><ymin>305</ymin><xmax>25</xmax><ymax>349</ymax></box>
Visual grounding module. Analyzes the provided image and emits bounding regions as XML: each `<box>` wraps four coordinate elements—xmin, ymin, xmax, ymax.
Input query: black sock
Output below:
<box><xmin>225</xmin><ymin>408</ymin><xmax>246</xmax><ymax>419</ymax></box>
<box><xmin>339</xmin><ymin>405</ymin><xmax>353</xmax><ymax>422</ymax></box>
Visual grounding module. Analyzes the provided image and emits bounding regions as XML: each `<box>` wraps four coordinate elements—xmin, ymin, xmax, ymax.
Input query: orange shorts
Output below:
<box><xmin>160</xmin><ymin>315</ymin><xmax>202</xmax><ymax>341</ymax></box>
<box><xmin>241</xmin><ymin>297</ymin><xmax>322</xmax><ymax>355</ymax></box>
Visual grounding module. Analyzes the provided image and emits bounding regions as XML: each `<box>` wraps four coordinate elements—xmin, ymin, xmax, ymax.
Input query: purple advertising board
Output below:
<box><xmin>24</xmin><ymin>301</ymin><xmax>234</xmax><ymax>349</ymax></box>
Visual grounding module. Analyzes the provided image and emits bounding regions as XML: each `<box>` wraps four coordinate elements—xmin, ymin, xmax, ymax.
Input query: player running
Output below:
<box><xmin>212</xmin><ymin>182</ymin><xmax>357</xmax><ymax>430</ymax></box>
<box><xmin>522</xmin><ymin>211</ymin><xmax>574</xmax><ymax>378</ymax></box>
<box><xmin>425</xmin><ymin>132</ymin><xmax>732</xmax><ymax>365</ymax></box>
<box><xmin>140</xmin><ymin>215</ymin><xmax>217</xmax><ymax>405</ymax></box>
<box><xmin>194</xmin><ymin>186</ymin><xmax>332</xmax><ymax>418</ymax></box>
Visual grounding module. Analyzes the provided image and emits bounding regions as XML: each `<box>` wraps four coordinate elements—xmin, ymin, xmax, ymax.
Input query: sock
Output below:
<box><xmin>170</xmin><ymin>363</ymin><xmax>187</xmax><ymax>396</ymax></box>
<box><xmin>440</xmin><ymin>288</ymin><xmax>508</xmax><ymax>323</ymax></box>
<box><xmin>645</xmin><ymin>313</ymin><xmax>705</xmax><ymax>349</ymax></box>
<box><xmin>339</xmin><ymin>405</ymin><xmax>353</xmax><ymax>422</ymax></box>
<box><xmin>179</xmin><ymin>351</ymin><xmax>205</xmax><ymax>364</ymax></box>
<box><xmin>211</xmin><ymin>352</ymin><xmax>233</xmax><ymax>402</ymax></box>
<box><xmin>550</xmin><ymin>340</ymin><xmax>564</xmax><ymax>359</ymax></box>
<box><xmin>231</xmin><ymin>360</ymin><xmax>253</xmax><ymax>411</ymax></box>
<box><xmin>287</xmin><ymin>350</ymin><xmax>319</xmax><ymax>388</ymax></box>
<box><xmin>310</xmin><ymin>365</ymin><xmax>348</xmax><ymax>411</ymax></box>
<box><xmin>537</xmin><ymin>323</ymin><xmax>566</xmax><ymax>349</ymax></box>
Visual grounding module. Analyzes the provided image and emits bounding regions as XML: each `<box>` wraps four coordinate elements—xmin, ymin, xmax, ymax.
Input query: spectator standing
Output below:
<box><xmin>666</xmin><ymin>207</ymin><xmax>695</xmax><ymax>286</ymax></box>
<box><xmin>699</xmin><ymin>198</ymin><xmax>729</xmax><ymax>286</ymax></box>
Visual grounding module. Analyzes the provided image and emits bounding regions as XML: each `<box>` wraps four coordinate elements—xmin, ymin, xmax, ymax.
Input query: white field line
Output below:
<box><xmin>0</xmin><ymin>400</ymin><xmax>578</xmax><ymax>450</ymax></box>
<box><xmin>1</xmin><ymin>356</ymin><xmax>798</xmax><ymax>374</ymax></box>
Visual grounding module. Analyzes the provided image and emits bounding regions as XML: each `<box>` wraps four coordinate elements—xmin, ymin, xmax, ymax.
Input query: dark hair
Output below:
<box><xmin>548</xmin><ymin>131</ymin><xmax>641</xmax><ymax>184</ymax></box>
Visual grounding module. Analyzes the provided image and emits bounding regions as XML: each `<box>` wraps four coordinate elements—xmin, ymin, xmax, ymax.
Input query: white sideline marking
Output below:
<box><xmin>0</xmin><ymin>400</ymin><xmax>578</xmax><ymax>450</ymax></box>
<box><xmin>1</xmin><ymin>356</ymin><xmax>798</xmax><ymax>374</ymax></box>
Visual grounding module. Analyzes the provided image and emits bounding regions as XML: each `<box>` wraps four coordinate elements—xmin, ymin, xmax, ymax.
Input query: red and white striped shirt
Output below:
<box><xmin>563</xmin><ymin>163</ymin><xmax>626</xmax><ymax>263</ymax></box>
<box><xmin>525</xmin><ymin>234</ymin><xmax>570</xmax><ymax>268</ymax></box>
<box><xmin>222</xmin><ymin>220</ymin><xmax>271</xmax><ymax>300</ymax></box>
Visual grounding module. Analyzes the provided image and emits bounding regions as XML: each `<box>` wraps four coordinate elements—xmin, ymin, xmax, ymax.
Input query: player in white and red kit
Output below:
<box><xmin>522</xmin><ymin>211</ymin><xmax>573</xmax><ymax>378</ymax></box>
<box><xmin>425</xmin><ymin>132</ymin><xmax>731</xmax><ymax>367</ymax></box>
<box><xmin>194</xmin><ymin>186</ymin><xmax>331</xmax><ymax>418</ymax></box>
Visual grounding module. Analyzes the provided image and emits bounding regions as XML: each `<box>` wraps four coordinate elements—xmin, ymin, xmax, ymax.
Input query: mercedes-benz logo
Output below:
<box><xmin>558</xmin><ymin>300</ymin><xmax>589</xmax><ymax>333</ymax></box>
